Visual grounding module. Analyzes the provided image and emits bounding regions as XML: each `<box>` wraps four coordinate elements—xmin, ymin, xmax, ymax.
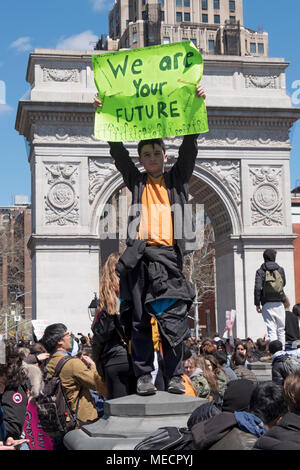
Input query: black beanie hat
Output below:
<box><xmin>222</xmin><ymin>379</ymin><xmax>256</xmax><ymax>413</ymax></box>
<box><xmin>263</xmin><ymin>249</ymin><xmax>277</xmax><ymax>262</ymax></box>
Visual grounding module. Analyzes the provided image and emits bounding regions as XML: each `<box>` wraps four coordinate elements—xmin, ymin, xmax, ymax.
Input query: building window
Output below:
<box><xmin>229</xmin><ymin>15</ymin><xmax>235</xmax><ymax>24</ymax></box>
<box><xmin>133</xmin><ymin>32</ymin><xmax>137</xmax><ymax>43</ymax></box>
<box><xmin>202</xmin><ymin>0</ymin><xmax>208</xmax><ymax>10</ymax></box>
<box><xmin>184</xmin><ymin>0</ymin><xmax>190</xmax><ymax>6</ymax></box>
<box><xmin>202</xmin><ymin>13</ymin><xmax>208</xmax><ymax>22</ymax></box>
<box><xmin>184</xmin><ymin>12</ymin><xmax>190</xmax><ymax>21</ymax></box>
<box><xmin>258</xmin><ymin>43</ymin><xmax>264</xmax><ymax>54</ymax></box>
<box><xmin>176</xmin><ymin>11</ymin><xmax>182</xmax><ymax>22</ymax></box>
<box><xmin>208</xmin><ymin>39</ymin><xmax>215</xmax><ymax>51</ymax></box>
<box><xmin>158</xmin><ymin>0</ymin><xmax>164</xmax><ymax>4</ymax></box>
<box><xmin>250</xmin><ymin>42</ymin><xmax>256</xmax><ymax>54</ymax></box>
<box><xmin>176</xmin><ymin>0</ymin><xmax>182</xmax><ymax>6</ymax></box>
<box><xmin>229</xmin><ymin>0</ymin><xmax>235</xmax><ymax>12</ymax></box>
<box><xmin>142</xmin><ymin>0</ymin><xmax>146</xmax><ymax>4</ymax></box>
<box><xmin>214</xmin><ymin>14</ymin><xmax>220</xmax><ymax>24</ymax></box>
<box><xmin>163</xmin><ymin>37</ymin><xmax>170</xmax><ymax>44</ymax></box>
<box><xmin>214</xmin><ymin>0</ymin><xmax>220</xmax><ymax>8</ymax></box>
<box><xmin>161</xmin><ymin>11</ymin><xmax>165</xmax><ymax>20</ymax></box>
<box><xmin>142</xmin><ymin>10</ymin><xmax>147</xmax><ymax>20</ymax></box>
<box><xmin>190</xmin><ymin>38</ymin><xmax>197</xmax><ymax>46</ymax></box>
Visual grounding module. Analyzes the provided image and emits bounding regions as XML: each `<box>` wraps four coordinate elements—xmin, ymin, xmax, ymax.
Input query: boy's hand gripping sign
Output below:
<box><xmin>92</xmin><ymin>41</ymin><xmax>209</xmax><ymax>142</ymax></box>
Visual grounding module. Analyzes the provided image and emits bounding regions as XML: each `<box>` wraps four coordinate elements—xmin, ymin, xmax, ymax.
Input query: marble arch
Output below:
<box><xmin>15</xmin><ymin>49</ymin><xmax>300</xmax><ymax>336</ymax></box>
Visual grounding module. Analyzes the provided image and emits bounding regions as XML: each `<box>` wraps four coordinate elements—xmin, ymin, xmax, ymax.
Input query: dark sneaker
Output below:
<box><xmin>136</xmin><ymin>374</ymin><xmax>157</xmax><ymax>396</ymax></box>
<box><xmin>167</xmin><ymin>375</ymin><xmax>185</xmax><ymax>394</ymax></box>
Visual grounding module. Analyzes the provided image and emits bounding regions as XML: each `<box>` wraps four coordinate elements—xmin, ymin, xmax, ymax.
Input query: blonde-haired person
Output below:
<box><xmin>91</xmin><ymin>253</ymin><xmax>135</xmax><ymax>399</ymax></box>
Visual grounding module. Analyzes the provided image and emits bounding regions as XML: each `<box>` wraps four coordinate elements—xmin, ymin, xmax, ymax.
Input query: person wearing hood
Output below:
<box><xmin>190</xmin><ymin>380</ymin><xmax>287</xmax><ymax>450</ymax></box>
<box><xmin>254</xmin><ymin>249</ymin><xmax>286</xmax><ymax>348</ymax></box>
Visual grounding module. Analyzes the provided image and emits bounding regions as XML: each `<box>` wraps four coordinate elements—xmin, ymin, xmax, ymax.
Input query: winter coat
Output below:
<box><xmin>285</xmin><ymin>310</ymin><xmax>300</xmax><ymax>343</ymax></box>
<box><xmin>190</xmin><ymin>368</ymin><xmax>210</xmax><ymax>398</ymax></box>
<box><xmin>217</xmin><ymin>370</ymin><xmax>230</xmax><ymax>399</ymax></box>
<box><xmin>271</xmin><ymin>351</ymin><xmax>289</xmax><ymax>385</ymax></box>
<box><xmin>1</xmin><ymin>384</ymin><xmax>28</xmax><ymax>440</ymax></box>
<box><xmin>254</xmin><ymin>261</ymin><xmax>286</xmax><ymax>306</ymax></box>
<box><xmin>45</xmin><ymin>352</ymin><xmax>99</xmax><ymax>425</ymax></box>
<box><xmin>109</xmin><ymin>134</ymin><xmax>199</xmax><ymax>256</ymax></box>
<box><xmin>191</xmin><ymin>411</ymin><xmax>265</xmax><ymax>450</ymax></box>
<box><xmin>253</xmin><ymin>412</ymin><xmax>300</xmax><ymax>450</ymax></box>
<box><xmin>222</xmin><ymin>365</ymin><xmax>238</xmax><ymax>381</ymax></box>
<box><xmin>91</xmin><ymin>310</ymin><xmax>130</xmax><ymax>379</ymax></box>
<box><xmin>117</xmin><ymin>241</ymin><xmax>194</xmax><ymax>348</ymax></box>
<box><xmin>233</xmin><ymin>366</ymin><xmax>258</xmax><ymax>385</ymax></box>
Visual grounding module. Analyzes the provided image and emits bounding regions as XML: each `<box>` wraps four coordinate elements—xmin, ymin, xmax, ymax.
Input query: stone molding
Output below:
<box><xmin>32</xmin><ymin>121</ymin><xmax>291</xmax><ymax>149</ymax></box>
<box><xmin>44</xmin><ymin>163</ymin><xmax>80</xmax><ymax>226</ymax></box>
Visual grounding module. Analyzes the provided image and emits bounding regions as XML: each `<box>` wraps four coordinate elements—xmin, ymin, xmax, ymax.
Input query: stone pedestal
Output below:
<box><xmin>63</xmin><ymin>391</ymin><xmax>206</xmax><ymax>450</ymax></box>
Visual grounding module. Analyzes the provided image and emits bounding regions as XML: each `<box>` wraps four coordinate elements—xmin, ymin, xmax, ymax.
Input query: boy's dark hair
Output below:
<box><xmin>41</xmin><ymin>323</ymin><xmax>67</xmax><ymax>354</ymax></box>
<box><xmin>249</xmin><ymin>381</ymin><xmax>287</xmax><ymax>425</ymax></box>
<box><xmin>232</xmin><ymin>351</ymin><xmax>246</xmax><ymax>367</ymax></box>
<box><xmin>263</xmin><ymin>249</ymin><xmax>277</xmax><ymax>262</ymax></box>
<box><xmin>292</xmin><ymin>303</ymin><xmax>300</xmax><ymax>317</ymax></box>
<box><xmin>268</xmin><ymin>340</ymin><xmax>283</xmax><ymax>355</ymax></box>
<box><xmin>137</xmin><ymin>138</ymin><xmax>166</xmax><ymax>156</ymax></box>
<box><xmin>215</xmin><ymin>350</ymin><xmax>227</xmax><ymax>366</ymax></box>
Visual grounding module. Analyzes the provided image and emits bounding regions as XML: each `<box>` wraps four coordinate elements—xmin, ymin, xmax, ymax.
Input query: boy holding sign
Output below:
<box><xmin>94</xmin><ymin>54</ymin><xmax>206</xmax><ymax>394</ymax></box>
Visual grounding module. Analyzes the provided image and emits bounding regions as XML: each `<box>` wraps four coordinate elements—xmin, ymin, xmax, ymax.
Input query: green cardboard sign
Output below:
<box><xmin>92</xmin><ymin>41</ymin><xmax>209</xmax><ymax>142</ymax></box>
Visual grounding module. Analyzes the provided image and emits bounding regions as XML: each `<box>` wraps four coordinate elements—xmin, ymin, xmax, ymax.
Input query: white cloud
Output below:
<box><xmin>56</xmin><ymin>30</ymin><xmax>99</xmax><ymax>51</ymax></box>
<box><xmin>0</xmin><ymin>104</ymin><xmax>13</xmax><ymax>114</ymax></box>
<box><xmin>89</xmin><ymin>0</ymin><xmax>113</xmax><ymax>11</ymax></box>
<box><xmin>9</xmin><ymin>36</ymin><xmax>33</xmax><ymax>52</ymax></box>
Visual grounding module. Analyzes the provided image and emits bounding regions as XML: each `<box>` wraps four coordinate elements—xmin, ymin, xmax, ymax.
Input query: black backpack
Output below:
<box><xmin>35</xmin><ymin>356</ymin><xmax>81</xmax><ymax>438</ymax></box>
<box><xmin>134</xmin><ymin>427</ymin><xmax>195</xmax><ymax>451</ymax></box>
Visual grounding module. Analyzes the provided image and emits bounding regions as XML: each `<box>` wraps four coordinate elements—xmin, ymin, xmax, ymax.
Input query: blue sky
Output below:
<box><xmin>0</xmin><ymin>0</ymin><xmax>300</xmax><ymax>206</ymax></box>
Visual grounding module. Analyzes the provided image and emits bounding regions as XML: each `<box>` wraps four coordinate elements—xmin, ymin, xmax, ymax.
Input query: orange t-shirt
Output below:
<box><xmin>138</xmin><ymin>174</ymin><xmax>174</xmax><ymax>246</ymax></box>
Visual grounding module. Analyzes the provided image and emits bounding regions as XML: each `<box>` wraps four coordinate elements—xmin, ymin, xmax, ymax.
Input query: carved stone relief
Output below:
<box><xmin>89</xmin><ymin>159</ymin><xmax>117</xmax><ymax>203</ymax></box>
<box><xmin>44</xmin><ymin>164</ymin><xmax>79</xmax><ymax>225</ymax></box>
<box><xmin>197</xmin><ymin>160</ymin><xmax>241</xmax><ymax>205</ymax></box>
<box><xmin>41</xmin><ymin>66</ymin><xmax>82</xmax><ymax>83</ymax></box>
<box><xmin>245</xmin><ymin>74</ymin><xmax>280</xmax><ymax>89</ymax></box>
<box><xmin>250</xmin><ymin>166</ymin><xmax>283</xmax><ymax>226</ymax></box>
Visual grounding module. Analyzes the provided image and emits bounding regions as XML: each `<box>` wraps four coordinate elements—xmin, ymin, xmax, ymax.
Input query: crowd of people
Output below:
<box><xmin>1</xmin><ymin>294</ymin><xmax>300</xmax><ymax>451</ymax></box>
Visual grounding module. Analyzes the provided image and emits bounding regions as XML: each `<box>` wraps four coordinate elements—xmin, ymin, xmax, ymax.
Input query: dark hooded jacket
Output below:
<box><xmin>253</xmin><ymin>412</ymin><xmax>300</xmax><ymax>450</ymax></box>
<box><xmin>271</xmin><ymin>351</ymin><xmax>289</xmax><ymax>385</ymax></box>
<box><xmin>191</xmin><ymin>411</ymin><xmax>266</xmax><ymax>450</ymax></box>
<box><xmin>254</xmin><ymin>261</ymin><xmax>286</xmax><ymax>306</ymax></box>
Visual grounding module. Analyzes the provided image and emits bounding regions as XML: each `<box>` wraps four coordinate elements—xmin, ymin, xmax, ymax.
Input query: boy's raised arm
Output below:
<box><xmin>94</xmin><ymin>95</ymin><xmax>140</xmax><ymax>191</ymax></box>
<box><xmin>174</xmin><ymin>84</ymin><xmax>206</xmax><ymax>182</ymax></box>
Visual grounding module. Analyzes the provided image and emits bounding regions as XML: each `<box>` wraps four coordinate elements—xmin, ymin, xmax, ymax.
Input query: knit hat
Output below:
<box><xmin>222</xmin><ymin>379</ymin><xmax>256</xmax><ymax>413</ymax></box>
<box><xmin>263</xmin><ymin>249</ymin><xmax>277</xmax><ymax>262</ymax></box>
